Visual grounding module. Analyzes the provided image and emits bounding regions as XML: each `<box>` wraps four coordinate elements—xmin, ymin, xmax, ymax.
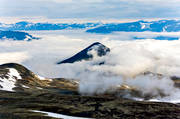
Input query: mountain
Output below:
<box><xmin>57</xmin><ymin>42</ymin><xmax>110</xmax><ymax>64</ymax></box>
<box><xmin>0</xmin><ymin>21</ymin><xmax>101</xmax><ymax>31</ymax></box>
<box><xmin>134</xmin><ymin>36</ymin><xmax>179</xmax><ymax>40</ymax></box>
<box><xmin>86</xmin><ymin>20</ymin><xmax>180</xmax><ymax>34</ymax></box>
<box><xmin>0</xmin><ymin>63</ymin><xmax>78</xmax><ymax>92</ymax></box>
<box><xmin>0</xmin><ymin>30</ymin><xmax>39</xmax><ymax>41</ymax></box>
<box><xmin>1</xmin><ymin>20</ymin><xmax>180</xmax><ymax>33</ymax></box>
<box><xmin>0</xmin><ymin>63</ymin><xmax>50</xmax><ymax>91</ymax></box>
<box><xmin>0</xmin><ymin>63</ymin><xmax>180</xmax><ymax>119</ymax></box>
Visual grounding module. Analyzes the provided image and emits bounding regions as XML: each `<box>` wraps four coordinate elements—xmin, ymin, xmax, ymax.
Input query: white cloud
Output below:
<box><xmin>0</xmin><ymin>0</ymin><xmax>180</xmax><ymax>19</ymax></box>
<box><xmin>32</xmin><ymin>0</ymin><xmax>103</xmax><ymax>3</ymax></box>
<box><xmin>0</xmin><ymin>52</ymin><xmax>29</xmax><ymax>65</ymax></box>
<box><xmin>44</xmin><ymin>0</ymin><xmax>73</xmax><ymax>3</ymax></box>
<box><xmin>0</xmin><ymin>30</ymin><xmax>180</xmax><ymax>102</ymax></box>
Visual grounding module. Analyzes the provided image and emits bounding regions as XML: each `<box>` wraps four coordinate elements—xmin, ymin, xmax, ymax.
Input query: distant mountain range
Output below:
<box><xmin>0</xmin><ymin>21</ymin><xmax>101</xmax><ymax>31</ymax></box>
<box><xmin>1</xmin><ymin>20</ymin><xmax>180</xmax><ymax>33</ymax></box>
<box><xmin>1</xmin><ymin>20</ymin><xmax>180</xmax><ymax>41</ymax></box>
<box><xmin>0</xmin><ymin>30</ymin><xmax>39</xmax><ymax>41</ymax></box>
<box><xmin>134</xmin><ymin>36</ymin><xmax>179</xmax><ymax>41</ymax></box>
<box><xmin>57</xmin><ymin>42</ymin><xmax>110</xmax><ymax>64</ymax></box>
<box><xmin>87</xmin><ymin>20</ymin><xmax>180</xmax><ymax>33</ymax></box>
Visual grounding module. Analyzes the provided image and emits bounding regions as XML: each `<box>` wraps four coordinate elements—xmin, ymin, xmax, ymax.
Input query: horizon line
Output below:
<box><xmin>0</xmin><ymin>16</ymin><xmax>180</xmax><ymax>24</ymax></box>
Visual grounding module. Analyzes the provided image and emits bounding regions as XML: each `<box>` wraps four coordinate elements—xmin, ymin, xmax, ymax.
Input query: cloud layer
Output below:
<box><xmin>0</xmin><ymin>0</ymin><xmax>180</xmax><ymax>19</ymax></box>
<box><xmin>0</xmin><ymin>31</ymin><xmax>180</xmax><ymax>102</ymax></box>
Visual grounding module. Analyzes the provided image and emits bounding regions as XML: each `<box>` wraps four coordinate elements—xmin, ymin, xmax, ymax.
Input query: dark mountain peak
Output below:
<box><xmin>57</xmin><ymin>42</ymin><xmax>110</xmax><ymax>64</ymax></box>
<box><xmin>87</xmin><ymin>42</ymin><xmax>110</xmax><ymax>56</ymax></box>
<box><xmin>87</xmin><ymin>42</ymin><xmax>101</xmax><ymax>47</ymax></box>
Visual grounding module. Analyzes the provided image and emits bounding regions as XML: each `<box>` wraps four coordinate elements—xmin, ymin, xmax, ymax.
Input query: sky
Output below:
<box><xmin>0</xmin><ymin>0</ymin><xmax>180</xmax><ymax>21</ymax></box>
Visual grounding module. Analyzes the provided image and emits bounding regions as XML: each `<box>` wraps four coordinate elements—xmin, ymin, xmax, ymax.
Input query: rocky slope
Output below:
<box><xmin>0</xmin><ymin>63</ymin><xmax>180</xmax><ymax>119</ymax></box>
<box><xmin>0</xmin><ymin>63</ymin><xmax>78</xmax><ymax>92</ymax></box>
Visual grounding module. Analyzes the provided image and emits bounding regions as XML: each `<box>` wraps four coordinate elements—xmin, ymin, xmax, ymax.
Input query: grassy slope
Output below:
<box><xmin>0</xmin><ymin>89</ymin><xmax>180</xmax><ymax>119</ymax></box>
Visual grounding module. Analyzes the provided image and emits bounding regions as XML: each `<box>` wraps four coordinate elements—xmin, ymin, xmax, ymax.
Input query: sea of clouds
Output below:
<box><xmin>0</xmin><ymin>30</ymin><xmax>180</xmax><ymax>103</ymax></box>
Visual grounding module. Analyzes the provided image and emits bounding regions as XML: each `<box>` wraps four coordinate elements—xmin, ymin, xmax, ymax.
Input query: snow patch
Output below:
<box><xmin>36</xmin><ymin>87</ymin><xmax>43</xmax><ymax>90</ymax></box>
<box><xmin>7</xmin><ymin>68</ymin><xmax>22</xmax><ymax>79</ymax></box>
<box><xmin>36</xmin><ymin>75</ymin><xmax>52</xmax><ymax>81</ymax></box>
<box><xmin>32</xmin><ymin>110</ymin><xmax>93</xmax><ymax>119</ymax></box>
<box><xmin>24</xmin><ymin>35</ymin><xmax>31</xmax><ymax>41</ymax></box>
<box><xmin>0</xmin><ymin>68</ymin><xmax>21</xmax><ymax>91</ymax></box>
<box><xmin>22</xmin><ymin>85</ymin><xmax>30</xmax><ymax>89</ymax></box>
<box><xmin>36</xmin><ymin>75</ymin><xmax>46</xmax><ymax>80</ymax></box>
<box><xmin>140</xmin><ymin>22</ymin><xmax>151</xmax><ymax>29</ymax></box>
<box><xmin>133</xmin><ymin>97</ymin><xmax>180</xmax><ymax>104</ymax></box>
<box><xmin>73</xmin><ymin>80</ymin><xmax>79</xmax><ymax>84</ymax></box>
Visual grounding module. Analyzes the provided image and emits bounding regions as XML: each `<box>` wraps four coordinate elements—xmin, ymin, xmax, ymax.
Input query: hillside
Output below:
<box><xmin>0</xmin><ymin>63</ymin><xmax>180</xmax><ymax>119</ymax></box>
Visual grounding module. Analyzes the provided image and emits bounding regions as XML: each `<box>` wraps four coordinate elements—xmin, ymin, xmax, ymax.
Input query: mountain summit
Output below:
<box><xmin>57</xmin><ymin>42</ymin><xmax>110</xmax><ymax>64</ymax></box>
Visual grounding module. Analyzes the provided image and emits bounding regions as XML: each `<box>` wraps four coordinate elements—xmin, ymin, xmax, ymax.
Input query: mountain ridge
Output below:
<box><xmin>86</xmin><ymin>20</ymin><xmax>180</xmax><ymax>33</ymax></box>
<box><xmin>1</xmin><ymin>20</ymin><xmax>180</xmax><ymax>33</ymax></box>
<box><xmin>0</xmin><ymin>21</ymin><xmax>101</xmax><ymax>31</ymax></box>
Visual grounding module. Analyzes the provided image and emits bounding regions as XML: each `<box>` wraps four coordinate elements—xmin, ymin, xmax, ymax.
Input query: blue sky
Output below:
<box><xmin>0</xmin><ymin>0</ymin><xmax>180</xmax><ymax>20</ymax></box>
